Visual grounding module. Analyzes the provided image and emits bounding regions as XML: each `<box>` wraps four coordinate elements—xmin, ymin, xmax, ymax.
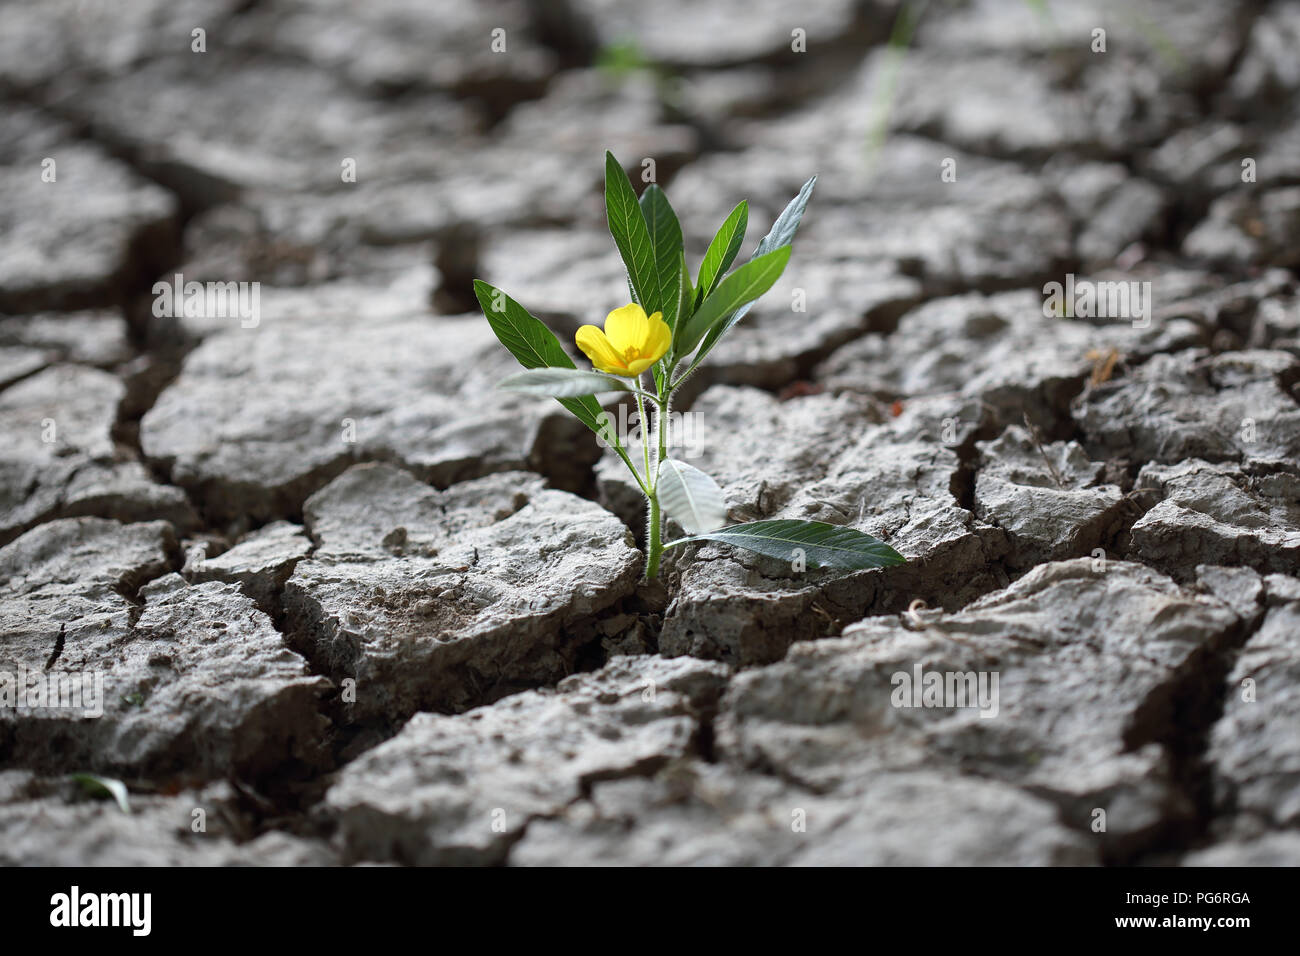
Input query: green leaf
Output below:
<box><xmin>675</xmin><ymin>246</ymin><xmax>791</xmax><ymax>356</ymax></box>
<box><xmin>654</xmin><ymin>252</ymin><xmax>693</xmax><ymax>393</ymax></box>
<box><xmin>656</xmin><ymin>458</ymin><xmax>727</xmax><ymax>534</ymax></box>
<box><xmin>605</xmin><ymin>151</ymin><xmax>658</xmax><ymax>312</ymax></box>
<box><xmin>753</xmin><ymin>174</ymin><xmax>818</xmax><ymax>259</ymax></box>
<box><xmin>695</xmin><ymin>201</ymin><xmax>748</xmax><ymax>303</ymax></box>
<box><xmin>676</xmin><ymin>249</ymin><xmax>693</xmax><ymax>324</ymax></box>
<box><xmin>639</xmin><ymin>183</ymin><xmax>685</xmax><ymax>331</ymax></box>
<box><xmin>71</xmin><ymin>773</ymin><xmax>131</xmax><ymax>814</ymax></box>
<box><xmin>473</xmin><ymin>278</ymin><xmax>574</xmax><ymax>371</ymax></box>
<box><xmin>666</xmin><ymin>518</ymin><xmax>905</xmax><ymax>570</ymax></box>
<box><xmin>472</xmin><ymin>279</ymin><xmax>609</xmax><ymax>438</ymax></box>
<box><xmin>695</xmin><ymin>175</ymin><xmax>816</xmax><ymax>362</ymax></box>
<box><xmin>499</xmin><ymin>368</ymin><xmax>630</xmax><ymax>397</ymax></box>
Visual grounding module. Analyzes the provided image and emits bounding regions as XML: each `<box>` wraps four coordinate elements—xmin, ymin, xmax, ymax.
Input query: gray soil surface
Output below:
<box><xmin>1</xmin><ymin>0</ymin><xmax>1298</xmax><ymax>866</ymax></box>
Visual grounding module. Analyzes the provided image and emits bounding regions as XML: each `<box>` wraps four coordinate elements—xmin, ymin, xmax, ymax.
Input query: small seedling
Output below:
<box><xmin>475</xmin><ymin>151</ymin><xmax>906</xmax><ymax>580</ymax></box>
<box><xmin>71</xmin><ymin>773</ymin><xmax>131</xmax><ymax>814</ymax></box>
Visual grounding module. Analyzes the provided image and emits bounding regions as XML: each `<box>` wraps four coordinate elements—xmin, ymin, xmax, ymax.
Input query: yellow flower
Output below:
<box><xmin>575</xmin><ymin>304</ymin><xmax>671</xmax><ymax>377</ymax></box>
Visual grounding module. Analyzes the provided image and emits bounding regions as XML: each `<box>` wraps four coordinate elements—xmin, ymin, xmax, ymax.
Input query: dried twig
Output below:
<box><xmin>1022</xmin><ymin>413</ymin><xmax>1066</xmax><ymax>489</ymax></box>
<box><xmin>1085</xmin><ymin>347</ymin><xmax>1120</xmax><ymax>386</ymax></box>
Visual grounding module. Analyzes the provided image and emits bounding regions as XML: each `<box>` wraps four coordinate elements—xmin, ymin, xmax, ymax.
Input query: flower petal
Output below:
<box><xmin>604</xmin><ymin>303</ymin><xmax>650</xmax><ymax>354</ymax></box>
<box><xmin>576</xmin><ymin>325</ymin><xmax>629</xmax><ymax>375</ymax></box>
<box><xmin>624</xmin><ymin>356</ymin><xmax>657</xmax><ymax>376</ymax></box>
<box><xmin>643</xmin><ymin>311</ymin><xmax>671</xmax><ymax>362</ymax></box>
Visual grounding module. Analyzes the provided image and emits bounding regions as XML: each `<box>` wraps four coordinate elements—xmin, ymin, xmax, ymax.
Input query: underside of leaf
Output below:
<box><xmin>667</xmin><ymin>518</ymin><xmax>905</xmax><ymax>570</ymax></box>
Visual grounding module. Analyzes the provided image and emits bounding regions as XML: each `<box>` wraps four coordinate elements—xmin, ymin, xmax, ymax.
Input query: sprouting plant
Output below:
<box><xmin>595</xmin><ymin>39</ymin><xmax>653</xmax><ymax>78</ymax></box>
<box><xmin>71</xmin><ymin>773</ymin><xmax>131</xmax><ymax>814</ymax></box>
<box><xmin>474</xmin><ymin>151</ymin><xmax>906</xmax><ymax>581</ymax></box>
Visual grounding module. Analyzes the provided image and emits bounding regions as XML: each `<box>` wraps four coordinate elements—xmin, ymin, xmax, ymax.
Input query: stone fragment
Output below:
<box><xmin>0</xmin><ymin>364</ymin><xmax>197</xmax><ymax>545</ymax></box>
<box><xmin>0</xmin><ymin>106</ymin><xmax>177</xmax><ymax>313</ymax></box>
<box><xmin>0</xmin><ymin>0</ymin><xmax>245</xmax><ymax>88</ymax></box>
<box><xmin>166</xmin><ymin>69</ymin><xmax>697</xmax><ymax>278</ymax></box>
<box><xmin>1249</xmin><ymin>296</ymin><xmax>1300</xmax><ymax>354</ymax></box>
<box><xmin>974</xmin><ymin>425</ymin><xmax>1129</xmax><ymax>568</ymax></box>
<box><xmin>1044</xmin><ymin>160</ymin><xmax>1167</xmax><ymax>269</ymax></box>
<box><xmin>902</xmin><ymin>0</ymin><xmax>1248</xmax><ymax>155</ymax></box>
<box><xmin>284</xmin><ymin>463</ymin><xmax>641</xmax><ymax>722</ymax></box>
<box><xmin>141</xmin><ymin>279</ymin><xmax>599</xmax><ymax>523</ymax></box>
<box><xmin>188</xmin><ymin>520</ymin><xmax>313</xmax><ymax>611</ymax></box>
<box><xmin>227</xmin><ymin>0</ymin><xmax>557</xmax><ymax>100</ymax></box>
<box><xmin>0</xmin><ymin>311</ymin><xmax>133</xmax><ymax>368</ymax></box>
<box><xmin>1207</xmin><ymin>576</ymin><xmax>1300</xmax><ymax>827</ymax></box>
<box><xmin>917</xmin><ymin>0</ymin><xmax>1246</xmax><ymax>82</ymax></box>
<box><xmin>1194</xmin><ymin>564</ymin><xmax>1266</xmax><ymax>622</ymax></box>
<box><xmin>1131</xmin><ymin>461</ymin><xmax>1300</xmax><ymax>576</ymax></box>
<box><xmin>1183</xmin><ymin>833</ymin><xmax>1300</xmax><ymax>866</ymax></box>
<box><xmin>891</xmin><ymin>53</ymin><xmax>1168</xmax><ymax>159</ymax></box>
<box><xmin>1224</xmin><ymin>1</ymin><xmax>1300</xmax><ymax>107</ymax></box>
<box><xmin>474</xmin><ymin>227</ymin><xmax>623</xmax><ymax>337</ymax></box>
<box><xmin>1</xmin><ymin>518</ymin><xmax>171</xmax><ymax>761</ymax></box>
<box><xmin>717</xmin><ymin>559</ymin><xmax>1245</xmax><ymax>857</ymax></box>
<box><xmin>2</xmin><ymin>557</ymin><xmax>330</xmax><ymax>781</ymax></box>
<box><xmin>571</xmin><ymin>0</ymin><xmax>872</xmax><ymax>68</ymax></box>
<box><xmin>684</xmin><ymin>259</ymin><xmax>921</xmax><ymax>396</ymax></box>
<box><xmin>511</xmin><ymin>766</ymin><xmax>1094</xmax><ymax>866</ymax></box>
<box><xmin>816</xmin><ymin>288</ymin><xmax>1203</xmax><ymax>433</ymax></box>
<box><xmin>58</xmin><ymin>54</ymin><xmax>471</xmax><ymax>201</ymax></box>
<box><xmin>668</xmin><ymin>135</ymin><xmax>1074</xmax><ymax>296</ymax></box>
<box><xmin>447</xmin><ymin>69</ymin><xmax>698</xmax><ymax>231</ymax></box>
<box><xmin>175</xmin><ymin>203</ymin><xmax>435</xmax><ymax>288</ymax></box>
<box><xmin>326</xmin><ymin>655</ymin><xmax>727</xmax><ymax>864</ymax></box>
<box><xmin>1183</xmin><ymin>187</ymin><xmax>1300</xmax><ymax>270</ymax></box>
<box><xmin>0</xmin><ymin>347</ymin><xmax>47</xmax><ymax>389</ymax></box>
<box><xmin>0</xmin><ymin>772</ymin><xmax>335</xmax><ymax>866</ymax></box>
<box><xmin>1082</xmin><ymin>349</ymin><xmax>1300</xmax><ymax>467</ymax></box>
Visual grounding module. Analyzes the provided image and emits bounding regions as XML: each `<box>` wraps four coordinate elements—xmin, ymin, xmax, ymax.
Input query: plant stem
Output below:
<box><xmin>657</xmin><ymin>393</ymin><xmax>670</xmax><ymax>478</ymax></box>
<box><xmin>643</xmin><ymin>391</ymin><xmax>672</xmax><ymax>581</ymax></box>
<box><xmin>645</xmin><ymin>492</ymin><xmax>662</xmax><ymax>580</ymax></box>
<box><xmin>633</xmin><ymin>386</ymin><xmax>651</xmax><ymax>486</ymax></box>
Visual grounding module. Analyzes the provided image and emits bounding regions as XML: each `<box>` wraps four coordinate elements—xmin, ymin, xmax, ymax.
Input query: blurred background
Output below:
<box><xmin>4</xmin><ymin>0</ymin><xmax>1295</xmax><ymax>310</ymax></box>
<box><xmin>1</xmin><ymin>0</ymin><xmax>1297</xmax><ymax>534</ymax></box>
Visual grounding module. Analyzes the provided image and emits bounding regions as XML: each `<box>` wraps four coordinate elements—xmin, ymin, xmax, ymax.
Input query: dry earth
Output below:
<box><xmin>1</xmin><ymin>0</ymin><xmax>1299</xmax><ymax>866</ymax></box>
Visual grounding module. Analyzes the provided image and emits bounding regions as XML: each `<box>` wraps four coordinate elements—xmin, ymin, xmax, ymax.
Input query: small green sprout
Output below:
<box><xmin>71</xmin><ymin>773</ymin><xmax>131</xmax><ymax>814</ymax></box>
<box><xmin>595</xmin><ymin>39</ymin><xmax>653</xmax><ymax>78</ymax></box>
<box><xmin>475</xmin><ymin>151</ymin><xmax>906</xmax><ymax>580</ymax></box>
